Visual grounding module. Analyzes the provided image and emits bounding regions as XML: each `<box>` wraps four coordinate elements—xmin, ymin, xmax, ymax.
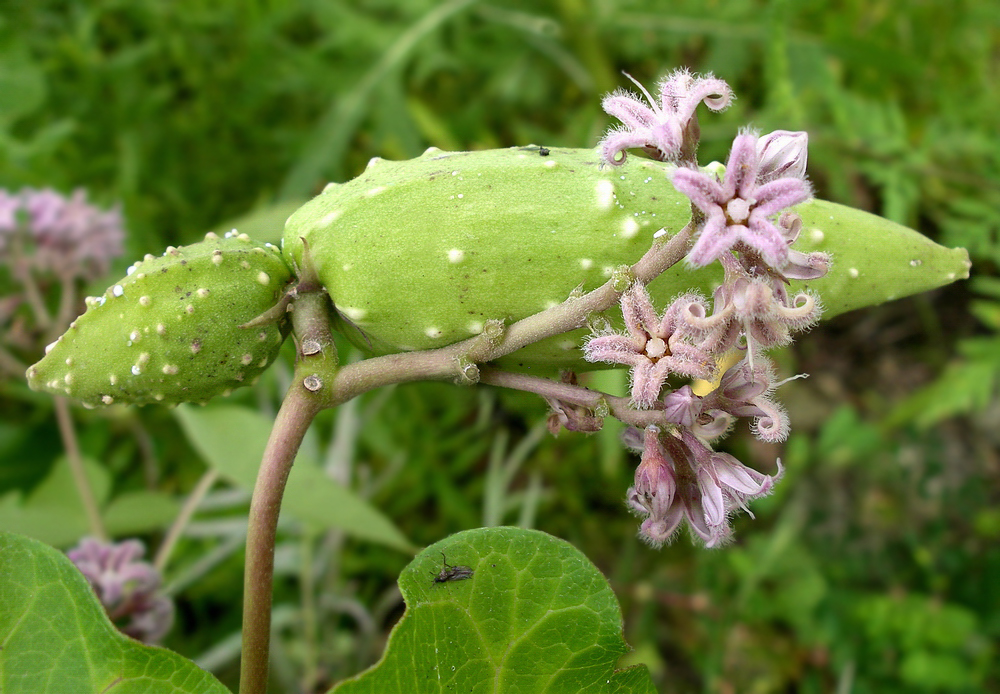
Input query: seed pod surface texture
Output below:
<box><xmin>27</xmin><ymin>233</ymin><xmax>292</xmax><ymax>407</ymax></box>
<box><xmin>283</xmin><ymin>146</ymin><xmax>969</xmax><ymax>371</ymax></box>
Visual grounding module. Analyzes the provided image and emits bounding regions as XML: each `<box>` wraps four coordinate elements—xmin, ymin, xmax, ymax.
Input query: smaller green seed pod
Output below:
<box><xmin>27</xmin><ymin>232</ymin><xmax>293</xmax><ymax>407</ymax></box>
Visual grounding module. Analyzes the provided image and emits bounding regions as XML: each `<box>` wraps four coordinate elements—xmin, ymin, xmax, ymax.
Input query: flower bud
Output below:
<box><xmin>755</xmin><ymin>130</ymin><xmax>808</xmax><ymax>182</ymax></box>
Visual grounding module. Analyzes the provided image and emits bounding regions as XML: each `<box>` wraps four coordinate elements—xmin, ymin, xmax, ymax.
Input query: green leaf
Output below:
<box><xmin>331</xmin><ymin>526</ymin><xmax>655</xmax><ymax>694</ymax></box>
<box><xmin>0</xmin><ymin>457</ymin><xmax>178</xmax><ymax>547</ymax></box>
<box><xmin>174</xmin><ymin>404</ymin><xmax>415</xmax><ymax>553</ymax></box>
<box><xmin>0</xmin><ymin>531</ymin><xmax>229</xmax><ymax>694</ymax></box>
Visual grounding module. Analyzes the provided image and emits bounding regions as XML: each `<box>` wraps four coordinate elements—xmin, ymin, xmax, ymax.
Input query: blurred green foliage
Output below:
<box><xmin>1</xmin><ymin>0</ymin><xmax>998</xmax><ymax>692</ymax></box>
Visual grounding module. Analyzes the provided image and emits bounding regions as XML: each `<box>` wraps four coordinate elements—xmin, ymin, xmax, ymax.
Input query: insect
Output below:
<box><xmin>538</xmin><ymin>146</ymin><xmax>550</xmax><ymax>156</ymax></box>
<box><xmin>283</xmin><ymin>146</ymin><xmax>968</xmax><ymax>372</ymax></box>
<box><xmin>432</xmin><ymin>552</ymin><xmax>474</xmax><ymax>584</ymax></box>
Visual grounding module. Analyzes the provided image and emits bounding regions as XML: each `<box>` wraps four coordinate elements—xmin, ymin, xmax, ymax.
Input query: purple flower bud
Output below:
<box><xmin>755</xmin><ymin>130</ymin><xmax>808</xmax><ymax>182</ymax></box>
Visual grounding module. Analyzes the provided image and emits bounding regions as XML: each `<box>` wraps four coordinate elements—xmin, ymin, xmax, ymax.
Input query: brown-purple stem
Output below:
<box><xmin>327</xmin><ymin>222</ymin><xmax>694</xmax><ymax>403</ymax></box>
<box><xmin>478</xmin><ymin>367</ymin><xmax>667</xmax><ymax>429</ymax></box>
<box><xmin>240</xmin><ymin>287</ymin><xmax>337</xmax><ymax>694</ymax></box>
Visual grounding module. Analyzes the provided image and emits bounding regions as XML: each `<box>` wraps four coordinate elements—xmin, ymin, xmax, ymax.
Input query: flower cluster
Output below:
<box><xmin>67</xmin><ymin>537</ymin><xmax>174</xmax><ymax>643</ymax></box>
<box><xmin>584</xmin><ymin>70</ymin><xmax>832</xmax><ymax>547</ymax></box>
<box><xmin>0</xmin><ymin>187</ymin><xmax>124</xmax><ymax>281</ymax></box>
<box><xmin>626</xmin><ymin>425</ymin><xmax>781</xmax><ymax>548</ymax></box>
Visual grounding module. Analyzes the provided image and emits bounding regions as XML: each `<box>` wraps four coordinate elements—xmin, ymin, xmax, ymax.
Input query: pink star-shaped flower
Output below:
<box><xmin>672</xmin><ymin>129</ymin><xmax>813</xmax><ymax>270</ymax></box>
<box><xmin>600</xmin><ymin>69</ymin><xmax>733</xmax><ymax>165</ymax></box>
<box><xmin>583</xmin><ymin>284</ymin><xmax>712</xmax><ymax>408</ymax></box>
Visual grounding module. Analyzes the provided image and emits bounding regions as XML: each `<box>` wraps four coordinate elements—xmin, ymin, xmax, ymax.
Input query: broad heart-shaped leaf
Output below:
<box><xmin>174</xmin><ymin>404</ymin><xmax>415</xmax><ymax>553</ymax></box>
<box><xmin>0</xmin><ymin>531</ymin><xmax>228</xmax><ymax>694</ymax></box>
<box><xmin>0</xmin><ymin>456</ymin><xmax>179</xmax><ymax>547</ymax></box>
<box><xmin>331</xmin><ymin>527</ymin><xmax>656</xmax><ymax>694</ymax></box>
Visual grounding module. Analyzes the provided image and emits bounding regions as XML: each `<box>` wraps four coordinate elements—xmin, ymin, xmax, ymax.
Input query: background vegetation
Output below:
<box><xmin>1</xmin><ymin>1</ymin><xmax>998</xmax><ymax>692</ymax></box>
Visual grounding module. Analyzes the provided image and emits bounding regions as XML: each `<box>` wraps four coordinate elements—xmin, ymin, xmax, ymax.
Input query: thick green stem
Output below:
<box><xmin>239</xmin><ymin>287</ymin><xmax>338</xmax><ymax>694</ymax></box>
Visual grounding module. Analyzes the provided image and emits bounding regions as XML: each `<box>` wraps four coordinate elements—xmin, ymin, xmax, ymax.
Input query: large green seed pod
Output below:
<box><xmin>27</xmin><ymin>232</ymin><xmax>293</xmax><ymax>407</ymax></box>
<box><xmin>283</xmin><ymin>146</ymin><xmax>970</xmax><ymax>371</ymax></box>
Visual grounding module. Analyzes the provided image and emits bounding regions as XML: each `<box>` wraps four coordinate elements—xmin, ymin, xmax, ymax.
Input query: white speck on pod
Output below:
<box><xmin>468</xmin><ymin>321</ymin><xmax>483</xmax><ymax>334</ymax></box>
<box><xmin>186</xmin><ymin>304</ymin><xmax>195</xmax><ymax>314</ymax></box>
<box><xmin>602</xmin><ymin>266</ymin><xmax>614</xmax><ymax>277</ymax></box>
<box><xmin>621</xmin><ymin>217</ymin><xmax>640</xmax><ymax>238</ymax></box>
<box><xmin>138</xmin><ymin>352</ymin><xmax>150</xmax><ymax>366</ymax></box>
<box><xmin>205</xmin><ymin>231</ymin><xmax>219</xmax><ymax>241</ymax></box>
<box><xmin>848</xmin><ymin>268</ymin><xmax>860</xmax><ymax>278</ymax></box>
<box><xmin>241</xmin><ymin>260</ymin><xmax>251</xmax><ymax>269</ymax></box>
<box><xmin>258</xmin><ymin>331</ymin><xmax>268</xmax><ymax>341</ymax></box>
<box><xmin>237</xmin><ymin>233</ymin><xmax>250</xmax><ymax>242</ymax></box>
<box><xmin>109</xmin><ymin>374</ymin><xmax>117</xmax><ymax>385</ymax></box>
<box><xmin>241</xmin><ymin>354</ymin><xmax>253</xmax><ymax>365</ymax></box>
<box><xmin>112</xmin><ymin>285</ymin><xmax>124</xmax><ymax>297</ymax></box>
<box><xmin>157</xmin><ymin>324</ymin><xmax>167</xmax><ymax>336</ymax></box>
<box><xmin>162</xmin><ymin>365</ymin><xmax>179</xmax><ymax>375</ymax></box>
<box><xmin>257</xmin><ymin>358</ymin><xmax>268</xmax><ymax>368</ymax></box>
<box><xmin>212</xmin><ymin>250</ymin><xmax>224</xmax><ymax>265</ymax></box>
<box><xmin>191</xmin><ymin>339</ymin><xmax>202</xmax><ymax>354</ymax></box>
<box><xmin>365</xmin><ymin>186</ymin><xmax>386</xmax><ymax>197</ymax></box>
<box><xmin>653</xmin><ymin>228</ymin><xmax>667</xmax><ymax>239</ymax></box>
<box><xmin>425</xmin><ymin>327</ymin><xmax>443</xmax><ymax>339</ymax></box>
<box><xmin>139</xmin><ymin>296</ymin><xmax>152</xmax><ymax>307</ymax></box>
<box><xmin>102</xmin><ymin>395</ymin><xmax>114</xmax><ymax>405</ymax></box>
<box><xmin>558</xmin><ymin>339</ymin><xmax>577</xmax><ymax>350</ymax></box>
<box><xmin>65</xmin><ymin>357</ymin><xmax>73</xmax><ymax>366</ymax></box>
<box><xmin>595</xmin><ymin>179</ymin><xmax>615</xmax><ymax>210</ymax></box>
<box><xmin>154</xmin><ymin>393</ymin><xmax>165</xmax><ymax>401</ymax></box>
<box><xmin>544</xmin><ymin>159</ymin><xmax>557</xmax><ymax>168</ymax></box>
<box><xmin>322</xmin><ymin>182</ymin><xmax>337</xmax><ymax>193</ymax></box>
<box><xmin>144</xmin><ymin>254</ymin><xmax>155</xmax><ymax>261</ymax></box>
<box><xmin>64</xmin><ymin>374</ymin><xmax>73</xmax><ymax>386</ymax></box>
<box><xmin>448</xmin><ymin>248</ymin><xmax>465</xmax><ymax>263</ymax></box>
<box><xmin>44</xmin><ymin>341</ymin><xmax>57</xmax><ymax>354</ymax></box>
<box><xmin>367</xmin><ymin>156</ymin><xmax>382</xmax><ymax>168</ymax></box>
<box><xmin>197</xmin><ymin>288</ymin><xmax>210</xmax><ymax>298</ymax></box>
<box><xmin>909</xmin><ymin>259</ymin><xmax>922</xmax><ymax>267</ymax></box>
<box><xmin>257</xmin><ymin>271</ymin><xmax>270</xmax><ymax>285</ymax></box>
<box><xmin>341</xmin><ymin>306</ymin><xmax>366</xmax><ymax>321</ymax></box>
<box><xmin>129</xmin><ymin>330</ymin><xmax>141</xmax><ymax>342</ymax></box>
<box><xmin>579</xmin><ymin>258</ymin><xmax>594</xmax><ymax>270</ymax></box>
<box><xmin>131</xmin><ymin>365</ymin><xmax>142</xmax><ymax>376</ymax></box>
<box><xmin>126</xmin><ymin>264</ymin><xmax>137</xmax><ymax>276</ymax></box>
<box><xmin>319</xmin><ymin>210</ymin><xmax>343</xmax><ymax>228</ymax></box>
<box><xmin>809</xmin><ymin>228</ymin><xmax>825</xmax><ymax>243</ymax></box>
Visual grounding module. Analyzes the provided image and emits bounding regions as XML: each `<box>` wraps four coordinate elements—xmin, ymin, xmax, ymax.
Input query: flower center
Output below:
<box><xmin>725</xmin><ymin>197</ymin><xmax>751</xmax><ymax>224</ymax></box>
<box><xmin>645</xmin><ymin>337</ymin><xmax>668</xmax><ymax>359</ymax></box>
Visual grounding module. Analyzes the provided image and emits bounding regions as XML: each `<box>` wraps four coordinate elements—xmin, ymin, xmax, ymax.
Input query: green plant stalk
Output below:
<box><xmin>154</xmin><ymin>468</ymin><xmax>220</xmax><ymax>572</ymax></box>
<box><xmin>53</xmin><ymin>395</ymin><xmax>106</xmax><ymax>540</ymax></box>
<box><xmin>240</xmin><ymin>287</ymin><xmax>338</xmax><ymax>694</ymax></box>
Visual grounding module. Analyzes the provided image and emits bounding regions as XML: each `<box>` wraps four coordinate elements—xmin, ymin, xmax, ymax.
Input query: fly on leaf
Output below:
<box><xmin>432</xmin><ymin>552</ymin><xmax>474</xmax><ymax>584</ymax></box>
